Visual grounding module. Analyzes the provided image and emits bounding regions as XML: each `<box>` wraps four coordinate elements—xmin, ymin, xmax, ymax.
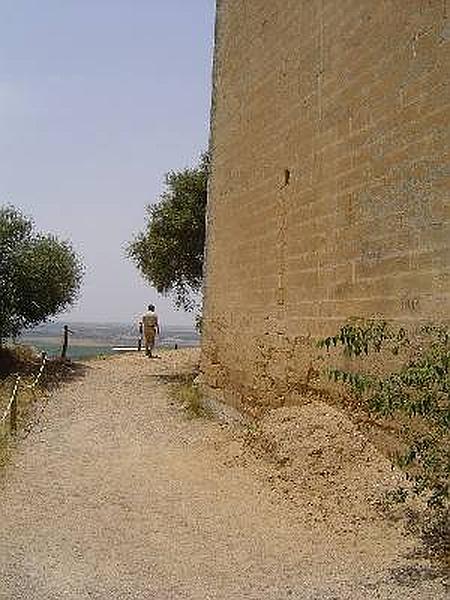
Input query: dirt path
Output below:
<box><xmin>0</xmin><ymin>350</ymin><xmax>447</xmax><ymax>599</ymax></box>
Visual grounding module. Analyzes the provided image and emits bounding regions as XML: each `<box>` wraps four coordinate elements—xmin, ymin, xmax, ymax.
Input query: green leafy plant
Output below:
<box><xmin>319</xmin><ymin>319</ymin><xmax>449</xmax><ymax>557</ymax></box>
<box><xmin>318</xmin><ymin>317</ymin><xmax>409</xmax><ymax>357</ymax></box>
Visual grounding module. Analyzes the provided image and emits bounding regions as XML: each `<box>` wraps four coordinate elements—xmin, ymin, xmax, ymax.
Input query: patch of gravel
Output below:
<box><xmin>0</xmin><ymin>349</ymin><xmax>447</xmax><ymax>599</ymax></box>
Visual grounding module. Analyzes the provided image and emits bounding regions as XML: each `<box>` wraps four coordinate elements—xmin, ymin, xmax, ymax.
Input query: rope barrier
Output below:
<box><xmin>1</xmin><ymin>375</ymin><xmax>20</xmax><ymax>425</ymax></box>
<box><xmin>0</xmin><ymin>352</ymin><xmax>47</xmax><ymax>432</ymax></box>
<box><xmin>23</xmin><ymin>352</ymin><xmax>47</xmax><ymax>390</ymax></box>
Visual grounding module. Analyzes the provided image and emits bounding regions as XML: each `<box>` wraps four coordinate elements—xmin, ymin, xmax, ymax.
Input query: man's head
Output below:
<box><xmin>148</xmin><ymin>304</ymin><xmax>155</xmax><ymax>312</ymax></box>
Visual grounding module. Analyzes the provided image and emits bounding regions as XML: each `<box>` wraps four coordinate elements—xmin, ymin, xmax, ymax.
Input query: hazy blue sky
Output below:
<box><xmin>0</xmin><ymin>0</ymin><xmax>215</xmax><ymax>325</ymax></box>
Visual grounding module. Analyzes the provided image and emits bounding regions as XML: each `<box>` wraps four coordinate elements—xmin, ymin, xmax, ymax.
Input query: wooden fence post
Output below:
<box><xmin>138</xmin><ymin>322</ymin><xmax>143</xmax><ymax>352</ymax></box>
<box><xmin>61</xmin><ymin>325</ymin><xmax>69</xmax><ymax>359</ymax></box>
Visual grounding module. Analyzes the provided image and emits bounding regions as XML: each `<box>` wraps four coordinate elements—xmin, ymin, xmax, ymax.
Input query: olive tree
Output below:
<box><xmin>127</xmin><ymin>153</ymin><xmax>208</xmax><ymax>312</ymax></box>
<box><xmin>0</xmin><ymin>205</ymin><xmax>84</xmax><ymax>342</ymax></box>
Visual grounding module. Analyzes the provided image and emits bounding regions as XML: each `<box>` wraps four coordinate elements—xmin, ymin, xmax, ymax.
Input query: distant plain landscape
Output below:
<box><xmin>20</xmin><ymin>322</ymin><xmax>200</xmax><ymax>359</ymax></box>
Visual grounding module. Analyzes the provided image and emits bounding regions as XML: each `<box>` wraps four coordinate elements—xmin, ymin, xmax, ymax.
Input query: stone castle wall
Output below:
<box><xmin>202</xmin><ymin>0</ymin><xmax>450</xmax><ymax>411</ymax></box>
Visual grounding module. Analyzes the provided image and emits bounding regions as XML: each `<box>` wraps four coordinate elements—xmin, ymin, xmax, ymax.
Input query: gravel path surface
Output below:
<box><xmin>0</xmin><ymin>349</ymin><xmax>447</xmax><ymax>599</ymax></box>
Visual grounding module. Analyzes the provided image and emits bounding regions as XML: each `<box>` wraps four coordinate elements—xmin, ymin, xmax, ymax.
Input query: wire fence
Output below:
<box><xmin>0</xmin><ymin>352</ymin><xmax>47</xmax><ymax>436</ymax></box>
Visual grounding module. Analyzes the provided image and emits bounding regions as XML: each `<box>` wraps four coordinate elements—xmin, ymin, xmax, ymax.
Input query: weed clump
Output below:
<box><xmin>171</xmin><ymin>375</ymin><xmax>208</xmax><ymax>419</ymax></box>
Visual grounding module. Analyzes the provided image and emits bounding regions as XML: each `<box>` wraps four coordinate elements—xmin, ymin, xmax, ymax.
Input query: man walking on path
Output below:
<box><xmin>141</xmin><ymin>304</ymin><xmax>160</xmax><ymax>357</ymax></box>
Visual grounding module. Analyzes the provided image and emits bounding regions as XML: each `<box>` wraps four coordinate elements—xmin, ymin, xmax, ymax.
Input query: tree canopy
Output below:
<box><xmin>128</xmin><ymin>153</ymin><xmax>208</xmax><ymax>311</ymax></box>
<box><xmin>0</xmin><ymin>205</ymin><xmax>84</xmax><ymax>341</ymax></box>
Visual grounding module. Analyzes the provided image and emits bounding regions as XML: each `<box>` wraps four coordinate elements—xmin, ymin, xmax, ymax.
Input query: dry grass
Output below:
<box><xmin>170</xmin><ymin>375</ymin><xmax>209</xmax><ymax>418</ymax></box>
<box><xmin>0</xmin><ymin>375</ymin><xmax>45</xmax><ymax>469</ymax></box>
<box><xmin>0</xmin><ymin>344</ymin><xmax>41</xmax><ymax>378</ymax></box>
